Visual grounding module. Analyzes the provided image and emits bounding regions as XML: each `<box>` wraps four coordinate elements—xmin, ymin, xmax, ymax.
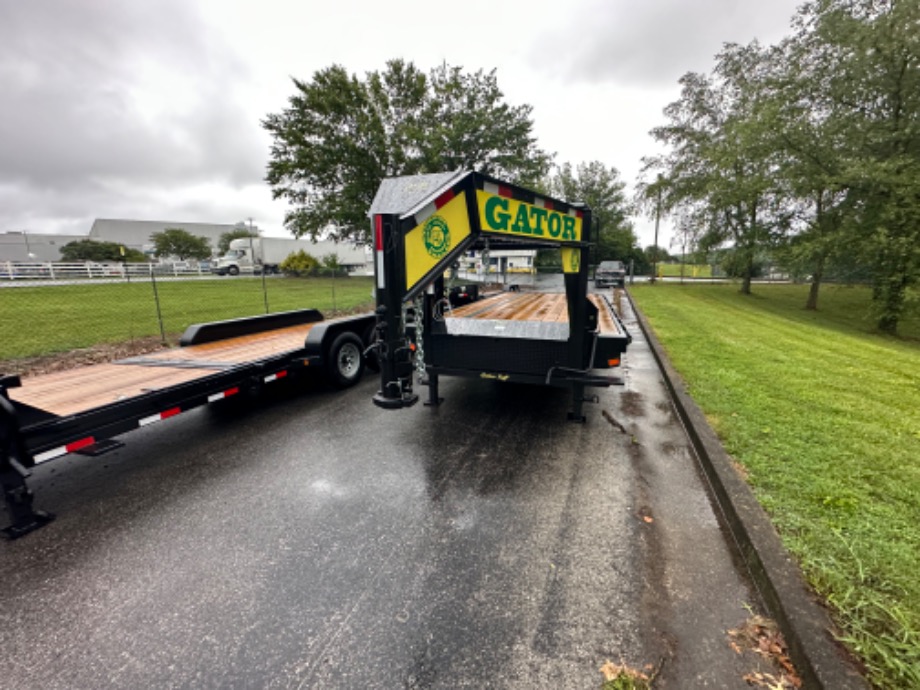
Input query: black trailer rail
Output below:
<box><xmin>1</xmin><ymin>309</ymin><xmax>375</xmax><ymax>539</ymax></box>
<box><xmin>367</xmin><ymin>170</ymin><xmax>631</xmax><ymax>419</ymax></box>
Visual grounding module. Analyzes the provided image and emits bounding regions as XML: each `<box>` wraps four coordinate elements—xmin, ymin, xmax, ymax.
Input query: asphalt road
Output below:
<box><xmin>1</xmin><ymin>296</ymin><xmax>768</xmax><ymax>688</ymax></box>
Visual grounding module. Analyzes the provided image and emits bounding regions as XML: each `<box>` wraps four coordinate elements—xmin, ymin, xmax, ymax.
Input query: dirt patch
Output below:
<box><xmin>3</xmin><ymin>337</ymin><xmax>173</xmax><ymax>379</ymax></box>
<box><xmin>619</xmin><ymin>390</ymin><xmax>646</xmax><ymax>417</ymax></box>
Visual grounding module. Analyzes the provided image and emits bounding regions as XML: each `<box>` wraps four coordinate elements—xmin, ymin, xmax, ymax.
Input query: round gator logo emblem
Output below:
<box><xmin>423</xmin><ymin>216</ymin><xmax>450</xmax><ymax>259</ymax></box>
<box><xmin>569</xmin><ymin>249</ymin><xmax>580</xmax><ymax>273</ymax></box>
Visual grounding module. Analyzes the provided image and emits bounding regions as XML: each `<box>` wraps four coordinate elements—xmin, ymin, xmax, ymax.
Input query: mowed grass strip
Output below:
<box><xmin>0</xmin><ymin>276</ymin><xmax>375</xmax><ymax>361</ymax></box>
<box><xmin>630</xmin><ymin>283</ymin><xmax>920</xmax><ymax>690</ymax></box>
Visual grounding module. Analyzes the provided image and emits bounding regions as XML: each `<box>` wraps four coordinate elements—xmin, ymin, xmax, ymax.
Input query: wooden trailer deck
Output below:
<box><xmin>448</xmin><ymin>292</ymin><xmax>623</xmax><ymax>334</ymax></box>
<box><xmin>10</xmin><ymin>323</ymin><xmax>318</xmax><ymax>418</ymax></box>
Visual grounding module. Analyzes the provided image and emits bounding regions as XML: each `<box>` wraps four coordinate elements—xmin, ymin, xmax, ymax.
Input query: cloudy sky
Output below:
<box><xmin>1</xmin><ymin>0</ymin><xmax>802</xmax><ymax>248</ymax></box>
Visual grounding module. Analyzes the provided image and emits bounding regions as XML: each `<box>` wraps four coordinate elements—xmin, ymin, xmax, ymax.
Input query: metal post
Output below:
<box><xmin>563</xmin><ymin>207</ymin><xmax>592</xmax><ymax>422</ymax></box>
<box><xmin>150</xmin><ymin>268</ymin><xmax>167</xmax><ymax>344</ymax></box>
<box><xmin>261</xmin><ymin>265</ymin><xmax>270</xmax><ymax>314</ymax></box>
<box><xmin>372</xmin><ymin>213</ymin><xmax>418</xmax><ymax>409</ymax></box>
<box><xmin>652</xmin><ymin>182</ymin><xmax>661</xmax><ymax>284</ymax></box>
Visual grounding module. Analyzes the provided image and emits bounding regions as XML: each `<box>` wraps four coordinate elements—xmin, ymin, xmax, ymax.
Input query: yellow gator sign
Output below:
<box><xmin>476</xmin><ymin>190</ymin><xmax>583</xmax><ymax>243</ymax></box>
<box><xmin>404</xmin><ymin>191</ymin><xmax>472</xmax><ymax>292</ymax></box>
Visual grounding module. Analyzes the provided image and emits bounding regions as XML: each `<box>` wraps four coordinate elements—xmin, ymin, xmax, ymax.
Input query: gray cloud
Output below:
<box><xmin>0</xmin><ymin>1</ymin><xmax>265</xmax><ymax>233</ymax></box>
<box><xmin>532</xmin><ymin>0</ymin><xmax>801</xmax><ymax>86</ymax></box>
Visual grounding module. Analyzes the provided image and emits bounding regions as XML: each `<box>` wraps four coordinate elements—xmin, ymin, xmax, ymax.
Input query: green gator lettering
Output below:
<box><xmin>562</xmin><ymin>215</ymin><xmax>576</xmax><ymax>240</ymax></box>
<box><xmin>529</xmin><ymin>207</ymin><xmax>547</xmax><ymax>236</ymax></box>
<box><xmin>512</xmin><ymin>204</ymin><xmax>532</xmax><ymax>234</ymax></box>
<box><xmin>484</xmin><ymin>196</ymin><xmax>510</xmax><ymax>231</ymax></box>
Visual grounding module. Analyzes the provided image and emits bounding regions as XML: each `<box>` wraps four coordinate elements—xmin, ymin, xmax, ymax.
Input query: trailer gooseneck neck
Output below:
<box><xmin>368</xmin><ymin>170</ymin><xmax>631</xmax><ymax>420</ymax></box>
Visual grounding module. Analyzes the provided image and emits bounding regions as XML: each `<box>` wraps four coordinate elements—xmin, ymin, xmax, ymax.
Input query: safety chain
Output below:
<box><xmin>413</xmin><ymin>295</ymin><xmax>426</xmax><ymax>377</ymax></box>
<box><xmin>481</xmin><ymin>238</ymin><xmax>491</xmax><ymax>285</ymax></box>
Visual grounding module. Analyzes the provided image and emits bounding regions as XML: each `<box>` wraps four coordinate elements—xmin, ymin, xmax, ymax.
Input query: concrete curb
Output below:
<box><xmin>626</xmin><ymin>290</ymin><xmax>869</xmax><ymax>690</ymax></box>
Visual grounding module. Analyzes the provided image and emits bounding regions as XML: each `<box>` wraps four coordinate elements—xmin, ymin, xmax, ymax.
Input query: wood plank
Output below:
<box><xmin>11</xmin><ymin>323</ymin><xmax>318</xmax><ymax>418</ymax></box>
<box><xmin>12</xmin><ymin>364</ymin><xmax>210</xmax><ymax>417</ymax></box>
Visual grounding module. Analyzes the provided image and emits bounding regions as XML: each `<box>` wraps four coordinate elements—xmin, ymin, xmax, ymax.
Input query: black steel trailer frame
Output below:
<box><xmin>0</xmin><ymin>309</ymin><xmax>375</xmax><ymax>539</ymax></box>
<box><xmin>368</xmin><ymin>170</ymin><xmax>631</xmax><ymax>420</ymax></box>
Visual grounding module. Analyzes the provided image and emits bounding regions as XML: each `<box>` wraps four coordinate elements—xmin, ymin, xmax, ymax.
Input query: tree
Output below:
<box><xmin>218</xmin><ymin>228</ymin><xmax>260</xmax><ymax>254</ymax></box>
<box><xmin>150</xmin><ymin>228</ymin><xmax>211</xmax><ymax>261</ymax></box>
<box><xmin>263</xmin><ymin>59</ymin><xmax>552</xmax><ymax>245</ymax></box>
<box><xmin>641</xmin><ymin>43</ymin><xmax>793</xmax><ymax>295</ymax></box>
<box><xmin>547</xmin><ymin>161</ymin><xmax>637</xmax><ymax>266</ymax></box>
<box><xmin>60</xmin><ymin>239</ymin><xmax>146</xmax><ymax>262</ymax></box>
<box><xmin>791</xmin><ymin>0</ymin><xmax>920</xmax><ymax>333</ymax></box>
<box><xmin>643</xmin><ymin>245</ymin><xmax>674</xmax><ymax>265</ymax></box>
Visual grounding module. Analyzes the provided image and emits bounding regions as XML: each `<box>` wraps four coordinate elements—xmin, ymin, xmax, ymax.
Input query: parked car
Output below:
<box><xmin>448</xmin><ymin>284</ymin><xmax>480</xmax><ymax>307</ymax></box>
<box><xmin>594</xmin><ymin>260</ymin><xmax>626</xmax><ymax>288</ymax></box>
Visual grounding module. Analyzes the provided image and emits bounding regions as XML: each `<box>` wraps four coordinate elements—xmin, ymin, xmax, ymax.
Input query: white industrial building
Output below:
<box><xmin>1</xmin><ymin>220</ymin><xmax>370</xmax><ymax>271</ymax></box>
<box><xmin>89</xmin><ymin>219</ymin><xmax>244</xmax><ymax>254</ymax></box>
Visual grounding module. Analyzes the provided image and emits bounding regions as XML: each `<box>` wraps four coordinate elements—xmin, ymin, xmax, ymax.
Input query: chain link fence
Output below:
<box><xmin>1</xmin><ymin>262</ymin><xmax>374</xmax><ymax>368</ymax></box>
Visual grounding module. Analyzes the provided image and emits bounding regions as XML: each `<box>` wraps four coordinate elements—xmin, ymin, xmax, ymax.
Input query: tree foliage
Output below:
<box><xmin>641</xmin><ymin>0</ymin><xmax>920</xmax><ymax>332</ymax></box>
<box><xmin>547</xmin><ymin>161</ymin><xmax>638</xmax><ymax>267</ymax></box>
<box><xmin>641</xmin><ymin>42</ymin><xmax>792</xmax><ymax>295</ymax></box>
<box><xmin>150</xmin><ymin>228</ymin><xmax>212</xmax><ymax>261</ymax></box>
<box><xmin>263</xmin><ymin>59</ymin><xmax>552</xmax><ymax>245</ymax></box>
<box><xmin>60</xmin><ymin>240</ymin><xmax>147</xmax><ymax>262</ymax></box>
<box><xmin>280</xmin><ymin>249</ymin><xmax>319</xmax><ymax>276</ymax></box>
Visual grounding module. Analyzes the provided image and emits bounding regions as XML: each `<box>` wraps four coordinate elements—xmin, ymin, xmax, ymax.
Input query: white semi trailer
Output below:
<box><xmin>212</xmin><ymin>238</ymin><xmax>369</xmax><ymax>276</ymax></box>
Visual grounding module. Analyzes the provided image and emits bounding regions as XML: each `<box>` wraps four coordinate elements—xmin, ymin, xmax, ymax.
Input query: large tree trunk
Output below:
<box><xmin>876</xmin><ymin>277</ymin><xmax>907</xmax><ymax>335</ymax></box>
<box><xmin>805</xmin><ymin>254</ymin><xmax>826</xmax><ymax>311</ymax></box>
<box><xmin>740</xmin><ymin>249</ymin><xmax>754</xmax><ymax>295</ymax></box>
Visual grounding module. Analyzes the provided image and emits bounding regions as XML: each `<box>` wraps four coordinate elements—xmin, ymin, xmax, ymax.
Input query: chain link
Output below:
<box><xmin>413</xmin><ymin>295</ymin><xmax>425</xmax><ymax>377</ymax></box>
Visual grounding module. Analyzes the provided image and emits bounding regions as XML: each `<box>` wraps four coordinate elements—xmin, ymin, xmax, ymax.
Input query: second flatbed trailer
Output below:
<box><xmin>368</xmin><ymin>170</ymin><xmax>631</xmax><ymax>419</ymax></box>
<box><xmin>1</xmin><ymin>309</ymin><xmax>375</xmax><ymax>538</ymax></box>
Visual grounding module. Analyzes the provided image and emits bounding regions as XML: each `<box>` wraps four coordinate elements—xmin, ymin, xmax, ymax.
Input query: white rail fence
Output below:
<box><xmin>1</xmin><ymin>261</ymin><xmax>220</xmax><ymax>282</ymax></box>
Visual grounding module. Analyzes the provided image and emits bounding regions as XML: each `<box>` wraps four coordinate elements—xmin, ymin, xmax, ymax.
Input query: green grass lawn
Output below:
<box><xmin>630</xmin><ymin>283</ymin><xmax>919</xmax><ymax>689</ymax></box>
<box><xmin>0</xmin><ymin>276</ymin><xmax>375</xmax><ymax>361</ymax></box>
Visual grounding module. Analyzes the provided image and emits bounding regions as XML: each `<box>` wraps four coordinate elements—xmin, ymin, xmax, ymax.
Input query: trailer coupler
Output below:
<box><xmin>1</xmin><ymin>394</ymin><xmax>55</xmax><ymax>539</ymax></box>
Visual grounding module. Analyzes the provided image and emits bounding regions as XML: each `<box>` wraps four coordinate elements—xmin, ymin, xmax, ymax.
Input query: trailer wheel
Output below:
<box><xmin>228</xmin><ymin>265</ymin><xmax>240</xmax><ymax>276</ymax></box>
<box><xmin>327</xmin><ymin>332</ymin><xmax>365</xmax><ymax>388</ymax></box>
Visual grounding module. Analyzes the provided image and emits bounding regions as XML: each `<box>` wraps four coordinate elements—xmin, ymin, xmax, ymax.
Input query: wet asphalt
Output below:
<box><xmin>1</xmin><ymin>291</ymin><xmax>767</xmax><ymax>689</ymax></box>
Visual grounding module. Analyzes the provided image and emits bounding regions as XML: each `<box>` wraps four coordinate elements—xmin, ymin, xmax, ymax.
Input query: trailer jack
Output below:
<box><xmin>1</xmin><ymin>395</ymin><xmax>54</xmax><ymax>539</ymax></box>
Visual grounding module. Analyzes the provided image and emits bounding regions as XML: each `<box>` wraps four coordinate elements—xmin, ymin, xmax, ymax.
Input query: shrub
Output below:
<box><xmin>280</xmin><ymin>250</ymin><xmax>319</xmax><ymax>276</ymax></box>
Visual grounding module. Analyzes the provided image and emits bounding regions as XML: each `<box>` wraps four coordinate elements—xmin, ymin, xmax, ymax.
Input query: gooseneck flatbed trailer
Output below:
<box><xmin>368</xmin><ymin>170</ymin><xmax>630</xmax><ymax>419</ymax></box>
<box><xmin>0</xmin><ymin>309</ymin><xmax>375</xmax><ymax>538</ymax></box>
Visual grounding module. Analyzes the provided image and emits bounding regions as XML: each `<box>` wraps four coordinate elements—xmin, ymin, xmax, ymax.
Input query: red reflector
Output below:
<box><xmin>161</xmin><ymin>407</ymin><xmax>181</xmax><ymax>419</ymax></box>
<box><xmin>66</xmin><ymin>437</ymin><xmax>96</xmax><ymax>453</ymax></box>
<box><xmin>276</xmin><ymin>370</ymin><xmax>288</xmax><ymax>378</ymax></box>
<box><xmin>225</xmin><ymin>387</ymin><xmax>240</xmax><ymax>397</ymax></box>
<box><xmin>544</xmin><ymin>199</ymin><xmax>554</xmax><ymax>210</ymax></box>
<box><xmin>374</xmin><ymin>215</ymin><xmax>383</xmax><ymax>251</ymax></box>
<box><xmin>577</xmin><ymin>210</ymin><xmax>584</xmax><ymax>219</ymax></box>
<box><xmin>434</xmin><ymin>188</ymin><xmax>455</xmax><ymax>209</ymax></box>
<box><xmin>498</xmin><ymin>185</ymin><xmax>512</xmax><ymax>198</ymax></box>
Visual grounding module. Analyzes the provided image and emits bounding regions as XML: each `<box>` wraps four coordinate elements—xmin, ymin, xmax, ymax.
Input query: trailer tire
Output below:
<box><xmin>228</xmin><ymin>265</ymin><xmax>240</xmax><ymax>276</ymax></box>
<box><xmin>326</xmin><ymin>332</ymin><xmax>365</xmax><ymax>388</ymax></box>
